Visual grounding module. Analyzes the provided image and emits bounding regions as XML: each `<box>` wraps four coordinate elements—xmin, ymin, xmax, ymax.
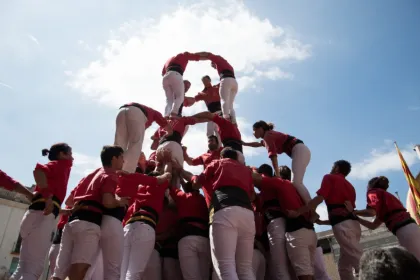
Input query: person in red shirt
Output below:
<box><xmin>252</xmin><ymin>165</ymin><xmax>317</xmax><ymax>280</ymax></box>
<box><xmin>348</xmin><ymin>176</ymin><xmax>420</xmax><ymax>262</ymax></box>
<box><xmin>152</xmin><ymin>115</ymin><xmax>199</xmax><ymax>187</ymax></box>
<box><xmin>181</xmin><ymin>147</ymin><xmax>255</xmax><ymax>280</ymax></box>
<box><xmin>0</xmin><ymin>170</ymin><xmax>34</xmax><ymax>200</ymax></box>
<box><xmin>196</xmin><ymin>52</ymin><xmax>238</xmax><ymax>123</ymax></box>
<box><xmin>162</xmin><ymin>52</ymin><xmax>201</xmax><ymax>117</ymax></box>
<box><xmin>184</xmin><ymin>75</ymin><xmax>222</xmax><ymax>143</ymax></box>
<box><xmin>115</xmin><ymin>102</ymin><xmax>172</xmax><ymax>174</ymax></box>
<box><xmin>121</xmin><ymin>169</ymin><xmax>172</xmax><ymax>280</ymax></box>
<box><xmin>184</xmin><ymin>135</ymin><xmax>222</xmax><ymax>170</ymax></box>
<box><xmin>10</xmin><ymin>143</ymin><xmax>73</xmax><ymax>280</ymax></box>
<box><xmin>100</xmin><ymin>165</ymin><xmax>166</xmax><ymax>280</ymax></box>
<box><xmin>169</xmin><ymin>182</ymin><xmax>211</xmax><ymax>280</ymax></box>
<box><xmin>244</xmin><ymin>121</ymin><xmax>312</xmax><ymax>204</ymax></box>
<box><xmin>52</xmin><ymin>145</ymin><xmax>128</xmax><ymax>280</ymax></box>
<box><xmin>289</xmin><ymin>160</ymin><xmax>361</xmax><ymax>280</ymax></box>
<box><xmin>191</xmin><ymin>111</ymin><xmax>245</xmax><ymax>164</ymax></box>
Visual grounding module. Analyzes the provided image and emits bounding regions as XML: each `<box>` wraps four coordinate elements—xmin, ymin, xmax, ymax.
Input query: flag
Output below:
<box><xmin>395</xmin><ymin>142</ymin><xmax>420</xmax><ymax>224</ymax></box>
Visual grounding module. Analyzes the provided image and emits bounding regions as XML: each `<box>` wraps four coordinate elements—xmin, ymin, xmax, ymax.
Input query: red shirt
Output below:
<box><xmin>263</xmin><ymin>130</ymin><xmax>301</xmax><ymax>158</ymax></box>
<box><xmin>212</xmin><ymin>115</ymin><xmax>241</xmax><ymax>142</ymax></box>
<box><xmin>132</xmin><ymin>180</ymin><xmax>169</xmax><ymax>216</ymax></box>
<box><xmin>316</xmin><ymin>174</ymin><xmax>356</xmax><ymax>219</ymax></box>
<box><xmin>162</xmin><ymin>52</ymin><xmax>201</xmax><ymax>75</ymax></box>
<box><xmin>73</xmin><ymin>167</ymin><xmax>118</xmax><ymax>205</ymax></box>
<box><xmin>142</xmin><ymin>104</ymin><xmax>168</xmax><ymax>129</ymax></box>
<box><xmin>367</xmin><ymin>188</ymin><xmax>412</xmax><ymax>232</ymax></box>
<box><xmin>208</xmin><ymin>54</ymin><xmax>235</xmax><ymax>75</ymax></box>
<box><xmin>194</xmin><ymin>158</ymin><xmax>253</xmax><ymax>205</ymax></box>
<box><xmin>258</xmin><ymin>175</ymin><xmax>282</xmax><ymax>211</ymax></box>
<box><xmin>194</xmin><ymin>85</ymin><xmax>220</xmax><ymax>105</ymax></box>
<box><xmin>34</xmin><ymin>159</ymin><xmax>73</xmax><ymax>204</ymax></box>
<box><xmin>0</xmin><ymin>169</ymin><xmax>19</xmax><ymax>191</ymax></box>
<box><xmin>191</xmin><ymin>147</ymin><xmax>223</xmax><ymax>169</ymax></box>
<box><xmin>170</xmin><ymin>187</ymin><xmax>209</xmax><ymax>223</ymax></box>
<box><xmin>156</xmin><ymin>206</ymin><xmax>179</xmax><ymax>235</ymax></box>
<box><xmin>57</xmin><ymin>209</ymin><xmax>70</xmax><ymax>230</ymax></box>
<box><xmin>116</xmin><ymin>173</ymin><xmax>158</xmax><ymax>200</ymax></box>
<box><xmin>123</xmin><ymin>203</ymin><xmax>135</xmax><ymax>227</ymax></box>
<box><xmin>154</xmin><ymin>117</ymin><xmax>197</xmax><ymax>141</ymax></box>
<box><xmin>260</xmin><ymin>176</ymin><xmax>307</xmax><ymax>216</ymax></box>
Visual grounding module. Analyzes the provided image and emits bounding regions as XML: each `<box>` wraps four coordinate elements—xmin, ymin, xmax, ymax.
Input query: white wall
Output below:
<box><xmin>0</xmin><ymin>198</ymin><xmax>53</xmax><ymax>280</ymax></box>
<box><xmin>0</xmin><ymin>198</ymin><xmax>27</xmax><ymax>277</ymax></box>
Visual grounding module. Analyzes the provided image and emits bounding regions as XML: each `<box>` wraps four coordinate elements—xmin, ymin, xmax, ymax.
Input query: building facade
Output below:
<box><xmin>0</xmin><ymin>188</ymin><xmax>52</xmax><ymax>280</ymax></box>
<box><xmin>317</xmin><ymin>224</ymin><xmax>400</xmax><ymax>280</ymax></box>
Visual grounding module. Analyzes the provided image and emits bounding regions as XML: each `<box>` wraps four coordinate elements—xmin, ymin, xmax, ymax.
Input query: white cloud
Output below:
<box><xmin>0</xmin><ymin>82</ymin><xmax>13</xmax><ymax>90</ymax></box>
<box><xmin>66</xmin><ymin>0</ymin><xmax>310</xmax><ymax>109</ymax></box>
<box><xmin>72</xmin><ymin>152</ymin><xmax>102</xmax><ymax>176</ymax></box>
<box><xmin>317</xmin><ymin>204</ymin><xmax>329</xmax><ymax>221</ymax></box>
<box><xmin>66</xmin><ymin>0</ymin><xmax>310</xmax><ymax>165</ymax></box>
<box><xmin>349</xmin><ymin>142</ymin><xmax>420</xmax><ymax>180</ymax></box>
<box><xmin>27</xmin><ymin>34</ymin><xmax>40</xmax><ymax>46</ymax></box>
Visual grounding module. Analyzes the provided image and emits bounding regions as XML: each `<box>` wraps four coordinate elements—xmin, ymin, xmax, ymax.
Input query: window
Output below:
<box><xmin>9</xmin><ymin>257</ymin><xmax>19</xmax><ymax>274</ymax></box>
<box><xmin>11</xmin><ymin>235</ymin><xmax>22</xmax><ymax>254</ymax></box>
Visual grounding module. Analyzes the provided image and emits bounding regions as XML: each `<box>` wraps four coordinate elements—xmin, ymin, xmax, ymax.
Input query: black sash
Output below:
<box><xmin>119</xmin><ymin>103</ymin><xmax>149</xmax><ymax>118</ymax></box>
<box><xmin>103</xmin><ymin>206</ymin><xmax>127</xmax><ymax>222</ymax></box>
<box><xmin>29</xmin><ymin>194</ymin><xmax>61</xmax><ymax>218</ymax></box>
<box><xmin>284</xmin><ymin>135</ymin><xmax>303</xmax><ymax>157</ymax></box>
<box><xmin>166</xmin><ymin>64</ymin><xmax>183</xmax><ymax>75</ymax></box>
<box><xmin>326</xmin><ymin>204</ymin><xmax>357</xmax><ymax>226</ymax></box>
<box><xmin>209</xmin><ymin>186</ymin><xmax>252</xmax><ymax>224</ymax></box>
<box><xmin>207</xmin><ymin>101</ymin><xmax>222</xmax><ymax>113</ymax></box>
<box><xmin>159</xmin><ymin>131</ymin><xmax>182</xmax><ymax>145</ymax></box>
<box><xmin>69</xmin><ymin>200</ymin><xmax>104</xmax><ymax>226</ymax></box>
<box><xmin>222</xmin><ymin>138</ymin><xmax>243</xmax><ymax>153</ymax></box>
<box><xmin>220</xmin><ymin>69</ymin><xmax>235</xmax><ymax>79</ymax></box>
<box><xmin>285</xmin><ymin>216</ymin><xmax>314</xmax><ymax>233</ymax></box>
<box><xmin>179</xmin><ymin>217</ymin><xmax>209</xmax><ymax>238</ymax></box>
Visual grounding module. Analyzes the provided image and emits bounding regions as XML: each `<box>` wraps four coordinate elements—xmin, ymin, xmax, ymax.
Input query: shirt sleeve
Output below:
<box><xmin>183</xmin><ymin>117</ymin><xmax>198</xmax><ymax>125</ymax></box>
<box><xmin>191</xmin><ymin>156</ymin><xmax>204</xmax><ymax>166</ymax></box>
<box><xmin>151</xmin><ymin>109</ymin><xmax>168</xmax><ymax>128</ymax></box>
<box><xmin>184</xmin><ymin>52</ymin><xmax>201</xmax><ymax>61</ymax></box>
<box><xmin>196</xmin><ymin>162</ymin><xmax>217</xmax><ymax>186</ymax></box>
<box><xmin>0</xmin><ymin>170</ymin><xmax>18</xmax><ymax>191</ymax></box>
<box><xmin>101</xmin><ymin>175</ymin><xmax>118</xmax><ymax>195</ymax></box>
<box><xmin>126</xmin><ymin>173</ymin><xmax>158</xmax><ymax>187</ymax></box>
<box><xmin>263</xmin><ymin>134</ymin><xmax>278</xmax><ymax>158</ymax></box>
<box><xmin>194</xmin><ymin>92</ymin><xmax>206</xmax><ymax>101</ymax></box>
<box><xmin>316</xmin><ymin>175</ymin><xmax>332</xmax><ymax>199</ymax></box>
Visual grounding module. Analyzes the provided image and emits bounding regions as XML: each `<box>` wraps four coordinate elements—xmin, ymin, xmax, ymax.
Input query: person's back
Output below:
<box><xmin>360</xmin><ymin>247</ymin><xmax>420</xmax><ymax>280</ymax></box>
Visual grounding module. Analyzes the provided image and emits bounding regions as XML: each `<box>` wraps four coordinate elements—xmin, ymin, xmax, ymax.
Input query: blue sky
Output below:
<box><xmin>1</xmin><ymin>0</ymin><xmax>419</xmax><ymax>232</ymax></box>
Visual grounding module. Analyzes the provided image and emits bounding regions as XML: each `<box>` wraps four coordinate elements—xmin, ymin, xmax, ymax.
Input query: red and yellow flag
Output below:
<box><xmin>394</xmin><ymin>142</ymin><xmax>420</xmax><ymax>224</ymax></box>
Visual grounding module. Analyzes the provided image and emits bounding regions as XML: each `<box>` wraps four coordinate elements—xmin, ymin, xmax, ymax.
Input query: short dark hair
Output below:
<box><xmin>253</xmin><ymin>120</ymin><xmax>274</xmax><ymax>131</ymax></box>
<box><xmin>42</xmin><ymin>143</ymin><xmax>71</xmax><ymax>161</ymax></box>
<box><xmin>279</xmin><ymin>165</ymin><xmax>291</xmax><ymax>181</ymax></box>
<box><xmin>257</xmin><ymin>164</ymin><xmax>273</xmax><ymax>177</ymax></box>
<box><xmin>333</xmin><ymin>160</ymin><xmax>352</xmax><ymax>177</ymax></box>
<box><xmin>360</xmin><ymin>247</ymin><xmax>420</xmax><ymax>280</ymax></box>
<box><xmin>202</xmin><ymin>75</ymin><xmax>211</xmax><ymax>81</ymax></box>
<box><xmin>208</xmin><ymin>135</ymin><xmax>219</xmax><ymax>144</ymax></box>
<box><xmin>100</xmin><ymin>145</ymin><xmax>124</xmax><ymax>167</ymax></box>
<box><xmin>220</xmin><ymin>147</ymin><xmax>238</xmax><ymax>160</ymax></box>
<box><xmin>368</xmin><ymin>176</ymin><xmax>389</xmax><ymax>190</ymax></box>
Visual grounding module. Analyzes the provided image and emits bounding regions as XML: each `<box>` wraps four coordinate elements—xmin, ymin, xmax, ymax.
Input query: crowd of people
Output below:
<box><xmin>1</xmin><ymin>51</ymin><xmax>420</xmax><ymax>280</ymax></box>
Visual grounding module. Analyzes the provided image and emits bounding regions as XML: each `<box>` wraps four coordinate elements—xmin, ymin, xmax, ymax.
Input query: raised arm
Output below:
<box><xmin>191</xmin><ymin>111</ymin><xmax>215</xmax><ymax>121</ymax></box>
<box><xmin>242</xmin><ymin>141</ymin><xmax>264</xmax><ymax>148</ymax></box>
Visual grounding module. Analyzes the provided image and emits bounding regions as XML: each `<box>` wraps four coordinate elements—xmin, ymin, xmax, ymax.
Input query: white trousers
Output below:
<box><xmin>157</xmin><ymin>141</ymin><xmax>184</xmax><ymax>188</ymax></box>
<box><xmin>267</xmin><ymin>217</ymin><xmax>292</xmax><ymax>280</ymax></box>
<box><xmin>85</xmin><ymin>249</ymin><xmax>104</xmax><ymax>280</ymax></box>
<box><xmin>163</xmin><ymin>258</ymin><xmax>183</xmax><ymax>280</ymax></box>
<box><xmin>314</xmin><ymin>247</ymin><xmax>331</xmax><ymax>280</ymax></box>
<box><xmin>163</xmin><ymin>71</ymin><xmax>185</xmax><ymax>117</ymax></box>
<box><xmin>121</xmin><ymin>222</ymin><xmax>156</xmax><ymax>280</ymax></box>
<box><xmin>143</xmin><ymin>249</ymin><xmax>162</xmax><ymax>280</ymax></box>
<box><xmin>396</xmin><ymin>222</ymin><xmax>420</xmax><ymax>262</ymax></box>
<box><xmin>53</xmin><ymin>220</ymin><xmax>101</xmax><ymax>279</ymax></box>
<box><xmin>252</xmin><ymin>249</ymin><xmax>266</xmax><ymax>280</ymax></box>
<box><xmin>178</xmin><ymin>235</ymin><xmax>211</xmax><ymax>280</ymax></box>
<box><xmin>285</xmin><ymin>228</ymin><xmax>317</xmax><ymax>277</ymax></box>
<box><xmin>115</xmin><ymin>106</ymin><xmax>147</xmax><ymax>173</ymax></box>
<box><xmin>237</xmin><ymin>151</ymin><xmax>245</xmax><ymax>165</ymax></box>
<box><xmin>332</xmin><ymin>219</ymin><xmax>362</xmax><ymax>280</ymax></box>
<box><xmin>101</xmin><ymin>215</ymin><xmax>124</xmax><ymax>280</ymax></box>
<box><xmin>10</xmin><ymin>210</ymin><xmax>55</xmax><ymax>280</ymax></box>
<box><xmin>48</xmin><ymin>243</ymin><xmax>60</xmax><ymax>277</ymax></box>
<box><xmin>219</xmin><ymin>77</ymin><xmax>238</xmax><ymax>123</ymax></box>
<box><xmin>210</xmin><ymin>206</ymin><xmax>256</xmax><ymax>280</ymax></box>
<box><xmin>207</xmin><ymin>110</ymin><xmax>222</xmax><ymax>147</ymax></box>
<box><xmin>291</xmin><ymin>143</ymin><xmax>312</xmax><ymax>204</ymax></box>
